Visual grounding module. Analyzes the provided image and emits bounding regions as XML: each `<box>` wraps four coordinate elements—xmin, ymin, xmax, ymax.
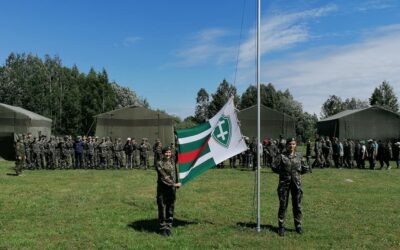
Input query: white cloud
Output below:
<box><xmin>169</xmin><ymin>4</ymin><xmax>337</xmax><ymax>67</ymax></box>
<box><xmin>356</xmin><ymin>0</ymin><xmax>397</xmax><ymax>12</ymax></box>
<box><xmin>263</xmin><ymin>24</ymin><xmax>400</xmax><ymax>116</ymax></box>
<box><xmin>170</xmin><ymin>28</ymin><xmax>234</xmax><ymax>66</ymax></box>
<box><xmin>122</xmin><ymin>36</ymin><xmax>142</xmax><ymax>47</ymax></box>
<box><xmin>238</xmin><ymin>4</ymin><xmax>338</xmax><ymax>65</ymax></box>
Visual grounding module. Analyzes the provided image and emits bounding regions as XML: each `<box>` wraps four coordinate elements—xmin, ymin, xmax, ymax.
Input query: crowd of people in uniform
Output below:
<box><xmin>307</xmin><ymin>136</ymin><xmax>400</xmax><ymax>170</ymax></box>
<box><xmin>224</xmin><ymin>135</ymin><xmax>400</xmax><ymax>171</ymax></box>
<box><xmin>14</xmin><ymin>133</ymin><xmax>174</xmax><ymax>175</ymax></box>
<box><xmin>13</xmin><ymin>132</ymin><xmax>400</xmax><ymax>176</ymax></box>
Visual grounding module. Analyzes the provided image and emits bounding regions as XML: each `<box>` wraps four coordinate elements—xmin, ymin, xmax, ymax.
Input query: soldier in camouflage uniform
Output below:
<box><xmin>15</xmin><ymin>135</ymin><xmax>25</xmax><ymax>176</ymax></box>
<box><xmin>23</xmin><ymin>133</ymin><xmax>33</xmax><ymax>169</ymax></box>
<box><xmin>31</xmin><ymin>137</ymin><xmax>41</xmax><ymax>169</ymax></box>
<box><xmin>156</xmin><ymin>146</ymin><xmax>182</xmax><ymax>236</ymax></box>
<box><xmin>46</xmin><ymin>136</ymin><xmax>57</xmax><ymax>169</ymax></box>
<box><xmin>94</xmin><ymin>136</ymin><xmax>100</xmax><ymax>168</ymax></box>
<box><xmin>367</xmin><ymin>139</ymin><xmax>377</xmax><ymax>170</ymax></box>
<box><xmin>86</xmin><ymin>137</ymin><xmax>95</xmax><ymax>169</ymax></box>
<box><xmin>113</xmin><ymin>138</ymin><xmax>125</xmax><ymax>169</ymax></box>
<box><xmin>394</xmin><ymin>142</ymin><xmax>400</xmax><ymax>168</ymax></box>
<box><xmin>105</xmin><ymin>137</ymin><xmax>113</xmax><ymax>168</ymax></box>
<box><xmin>98</xmin><ymin>137</ymin><xmax>108</xmax><ymax>169</ymax></box>
<box><xmin>139</xmin><ymin>138</ymin><xmax>150</xmax><ymax>169</ymax></box>
<box><xmin>59</xmin><ymin>136</ymin><xmax>69</xmax><ymax>169</ymax></box>
<box><xmin>66</xmin><ymin>136</ymin><xmax>74</xmax><ymax>169</ymax></box>
<box><xmin>55</xmin><ymin>137</ymin><xmax>61</xmax><ymax>169</ymax></box>
<box><xmin>271</xmin><ymin>138</ymin><xmax>310</xmax><ymax>237</ymax></box>
<box><xmin>312</xmin><ymin>137</ymin><xmax>325</xmax><ymax>168</ymax></box>
<box><xmin>124</xmin><ymin>138</ymin><xmax>134</xmax><ymax>169</ymax></box>
<box><xmin>132</xmin><ymin>138</ymin><xmax>138</xmax><ymax>167</ymax></box>
<box><xmin>153</xmin><ymin>139</ymin><xmax>163</xmax><ymax>167</ymax></box>
<box><xmin>39</xmin><ymin>135</ymin><xmax>47</xmax><ymax>169</ymax></box>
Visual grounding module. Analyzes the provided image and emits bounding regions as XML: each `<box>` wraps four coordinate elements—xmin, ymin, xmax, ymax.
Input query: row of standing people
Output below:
<box><xmin>14</xmin><ymin>133</ymin><xmax>174</xmax><ymax>174</ymax></box>
<box><xmin>307</xmin><ymin>137</ymin><xmax>400</xmax><ymax>170</ymax></box>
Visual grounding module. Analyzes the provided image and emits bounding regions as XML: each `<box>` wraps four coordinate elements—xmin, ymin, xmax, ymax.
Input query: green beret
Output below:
<box><xmin>162</xmin><ymin>146</ymin><xmax>172</xmax><ymax>154</ymax></box>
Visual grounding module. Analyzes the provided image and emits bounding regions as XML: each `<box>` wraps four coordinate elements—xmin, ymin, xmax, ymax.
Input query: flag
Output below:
<box><xmin>176</xmin><ymin>97</ymin><xmax>247</xmax><ymax>184</ymax></box>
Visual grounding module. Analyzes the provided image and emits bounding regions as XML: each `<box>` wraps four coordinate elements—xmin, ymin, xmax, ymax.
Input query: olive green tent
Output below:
<box><xmin>238</xmin><ymin>105</ymin><xmax>296</xmax><ymax>140</ymax></box>
<box><xmin>317</xmin><ymin>106</ymin><xmax>400</xmax><ymax>140</ymax></box>
<box><xmin>0</xmin><ymin>103</ymin><xmax>52</xmax><ymax>160</ymax></box>
<box><xmin>95</xmin><ymin>105</ymin><xmax>175</xmax><ymax>146</ymax></box>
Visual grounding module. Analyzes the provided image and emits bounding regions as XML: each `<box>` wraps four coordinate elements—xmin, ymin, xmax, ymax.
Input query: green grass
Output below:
<box><xmin>0</xmin><ymin>161</ymin><xmax>399</xmax><ymax>249</ymax></box>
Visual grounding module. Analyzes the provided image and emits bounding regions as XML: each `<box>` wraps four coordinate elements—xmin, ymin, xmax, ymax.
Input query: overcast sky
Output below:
<box><xmin>1</xmin><ymin>0</ymin><xmax>399</xmax><ymax>118</ymax></box>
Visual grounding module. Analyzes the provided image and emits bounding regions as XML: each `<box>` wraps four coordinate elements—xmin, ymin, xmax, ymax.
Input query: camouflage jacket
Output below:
<box><xmin>156</xmin><ymin>159</ymin><xmax>177</xmax><ymax>187</ymax></box>
<box><xmin>272</xmin><ymin>152</ymin><xmax>310</xmax><ymax>183</ymax></box>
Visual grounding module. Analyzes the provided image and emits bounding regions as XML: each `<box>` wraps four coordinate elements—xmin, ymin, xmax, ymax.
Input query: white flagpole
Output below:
<box><xmin>256</xmin><ymin>0</ymin><xmax>261</xmax><ymax>232</ymax></box>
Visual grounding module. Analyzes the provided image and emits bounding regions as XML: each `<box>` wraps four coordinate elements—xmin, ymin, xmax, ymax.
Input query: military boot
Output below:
<box><xmin>278</xmin><ymin>227</ymin><xmax>285</xmax><ymax>237</ymax></box>
<box><xmin>295</xmin><ymin>226</ymin><xmax>303</xmax><ymax>234</ymax></box>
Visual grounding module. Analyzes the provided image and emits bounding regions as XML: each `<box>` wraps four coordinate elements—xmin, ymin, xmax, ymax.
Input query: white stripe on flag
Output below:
<box><xmin>179</xmin><ymin>152</ymin><xmax>213</xmax><ymax>179</ymax></box>
<box><xmin>178</xmin><ymin>127</ymin><xmax>213</xmax><ymax>144</ymax></box>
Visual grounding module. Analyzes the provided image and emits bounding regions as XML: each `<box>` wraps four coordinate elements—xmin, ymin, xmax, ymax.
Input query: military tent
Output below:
<box><xmin>238</xmin><ymin>105</ymin><xmax>296</xmax><ymax>140</ymax></box>
<box><xmin>317</xmin><ymin>106</ymin><xmax>400</xmax><ymax>140</ymax></box>
<box><xmin>95</xmin><ymin>105</ymin><xmax>176</xmax><ymax>146</ymax></box>
<box><xmin>0</xmin><ymin>103</ymin><xmax>52</xmax><ymax>160</ymax></box>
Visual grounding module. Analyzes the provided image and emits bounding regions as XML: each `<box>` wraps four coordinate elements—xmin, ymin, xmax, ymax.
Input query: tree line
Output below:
<box><xmin>186</xmin><ymin>79</ymin><xmax>318</xmax><ymax>142</ymax></box>
<box><xmin>0</xmin><ymin>53</ymin><xmax>148</xmax><ymax>135</ymax></box>
<box><xmin>321</xmin><ymin>81</ymin><xmax>399</xmax><ymax>118</ymax></box>
<box><xmin>1</xmin><ymin>53</ymin><xmax>398</xmax><ymax>141</ymax></box>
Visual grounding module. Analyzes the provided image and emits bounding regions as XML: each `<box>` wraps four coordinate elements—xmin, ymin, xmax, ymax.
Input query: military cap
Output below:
<box><xmin>286</xmin><ymin>137</ymin><xmax>296</xmax><ymax>144</ymax></box>
<box><xmin>162</xmin><ymin>146</ymin><xmax>172</xmax><ymax>154</ymax></box>
<box><xmin>127</xmin><ymin>137</ymin><xmax>131</xmax><ymax>141</ymax></box>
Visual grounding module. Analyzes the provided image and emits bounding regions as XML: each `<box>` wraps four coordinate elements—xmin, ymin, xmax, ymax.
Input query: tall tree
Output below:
<box><xmin>194</xmin><ymin>88</ymin><xmax>210</xmax><ymax>123</ymax></box>
<box><xmin>208</xmin><ymin>79</ymin><xmax>239</xmax><ymax>118</ymax></box>
<box><xmin>369</xmin><ymin>81</ymin><xmax>399</xmax><ymax>113</ymax></box>
<box><xmin>343</xmin><ymin>97</ymin><xmax>369</xmax><ymax>110</ymax></box>
<box><xmin>239</xmin><ymin>83</ymin><xmax>278</xmax><ymax>110</ymax></box>
<box><xmin>0</xmin><ymin>52</ymin><xmax>146</xmax><ymax>135</ymax></box>
<box><xmin>320</xmin><ymin>95</ymin><xmax>345</xmax><ymax>118</ymax></box>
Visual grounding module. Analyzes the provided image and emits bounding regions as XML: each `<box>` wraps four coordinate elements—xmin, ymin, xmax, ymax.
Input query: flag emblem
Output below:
<box><xmin>176</xmin><ymin>97</ymin><xmax>247</xmax><ymax>184</ymax></box>
<box><xmin>212</xmin><ymin>115</ymin><xmax>231</xmax><ymax>148</ymax></box>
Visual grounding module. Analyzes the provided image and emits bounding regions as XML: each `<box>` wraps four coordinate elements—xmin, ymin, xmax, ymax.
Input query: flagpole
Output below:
<box><xmin>256</xmin><ymin>0</ymin><xmax>261</xmax><ymax>233</ymax></box>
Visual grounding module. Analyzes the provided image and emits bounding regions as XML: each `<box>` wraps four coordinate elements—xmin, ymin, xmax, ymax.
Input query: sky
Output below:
<box><xmin>1</xmin><ymin>0</ymin><xmax>400</xmax><ymax>119</ymax></box>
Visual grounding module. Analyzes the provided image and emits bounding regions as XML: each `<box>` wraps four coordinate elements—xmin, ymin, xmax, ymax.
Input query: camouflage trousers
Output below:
<box><xmin>277</xmin><ymin>179</ymin><xmax>303</xmax><ymax>228</ymax></box>
<box><xmin>15</xmin><ymin>157</ymin><xmax>25</xmax><ymax>175</ymax></box>
<box><xmin>157</xmin><ymin>184</ymin><xmax>176</xmax><ymax>231</ymax></box>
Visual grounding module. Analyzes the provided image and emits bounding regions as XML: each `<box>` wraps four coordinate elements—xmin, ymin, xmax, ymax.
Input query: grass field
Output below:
<box><xmin>0</xmin><ymin>160</ymin><xmax>399</xmax><ymax>249</ymax></box>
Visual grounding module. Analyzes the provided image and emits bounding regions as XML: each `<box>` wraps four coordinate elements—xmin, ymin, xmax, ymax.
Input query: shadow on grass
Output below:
<box><xmin>128</xmin><ymin>218</ymin><xmax>199</xmax><ymax>233</ymax></box>
<box><xmin>236</xmin><ymin>222</ymin><xmax>296</xmax><ymax>234</ymax></box>
<box><xmin>6</xmin><ymin>173</ymin><xmax>18</xmax><ymax>176</ymax></box>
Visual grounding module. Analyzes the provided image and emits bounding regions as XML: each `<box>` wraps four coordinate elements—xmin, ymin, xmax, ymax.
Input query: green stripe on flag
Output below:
<box><xmin>180</xmin><ymin>157</ymin><xmax>216</xmax><ymax>184</ymax></box>
<box><xmin>176</xmin><ymin>122</ymin><xmax>211</xmax><ymax>138</ymax></box>
<box><xmin>178</xmin><ymin>135</ymin><xmax>210</xmax><ymax>153</ymax></box>
<box><xmin>178</xmin><ymin>145</ymin><xmax>211</xmax><ymax>173</ymax></box>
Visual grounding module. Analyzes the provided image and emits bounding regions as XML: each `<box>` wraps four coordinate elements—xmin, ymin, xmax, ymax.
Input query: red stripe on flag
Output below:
<box><xmin>178</xmin><ymin>138</ymin><xmax>210</xmax><ymax>164</ymax></box>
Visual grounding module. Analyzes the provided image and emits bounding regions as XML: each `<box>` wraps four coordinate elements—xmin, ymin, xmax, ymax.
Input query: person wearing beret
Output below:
<box><xmin>156</xmin><ymin>146</ymin><xmax>182</xmax><ymax>236</ymax></box>
<box><xmin>271</xmin><ymin>138</ymin><xmax>311</xmax><ymax>237</ymax></box>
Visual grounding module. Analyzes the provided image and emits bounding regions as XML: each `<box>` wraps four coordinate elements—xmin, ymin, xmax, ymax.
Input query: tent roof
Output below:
<box><xmin>0</xmin><ymin>103</ymin><xmax>52</xmax><ymax>122</ymax></box>
<box><xmin>319</xmin><ymin>106</ymin><xmax>400</xmax><ymax>122</ymax></box>
<box><xmin>95</xmin><ymin>105</ymin><xmax>175</xmax><ymax>119</ymax></box>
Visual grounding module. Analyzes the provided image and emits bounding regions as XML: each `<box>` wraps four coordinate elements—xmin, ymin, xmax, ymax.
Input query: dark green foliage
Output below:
<box><xmin>0</xmin><ymin>53</ymin><xmax>145</xmax><ymax>136</ymax></box>
<box><xmin>321</xmin><ymin>95</ymin><xmax>369</xmax><ymax>118</ymax></box>
<box><xmin>239</xmin><ymin>83</ymin><xmax>316</xmax><ymax>142</ymax></box>
<box><xmin>208</xmin><ymin>79</ymin><xmax>240</xmax><ymax>118</ymax></box>
<box><xmin>369</xmin><ymin>81</ymin><xmax>399</xmax><ymax>113</ymax></box>
<box><xmin>194</xmin><ymin>88</ymin><xmax>210</xmax><ymax>123</ymax></box>
<box><xmin>175</xmin><ymin>116</ymin><xmax>198</xmax><ymax>129</ymax></box>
